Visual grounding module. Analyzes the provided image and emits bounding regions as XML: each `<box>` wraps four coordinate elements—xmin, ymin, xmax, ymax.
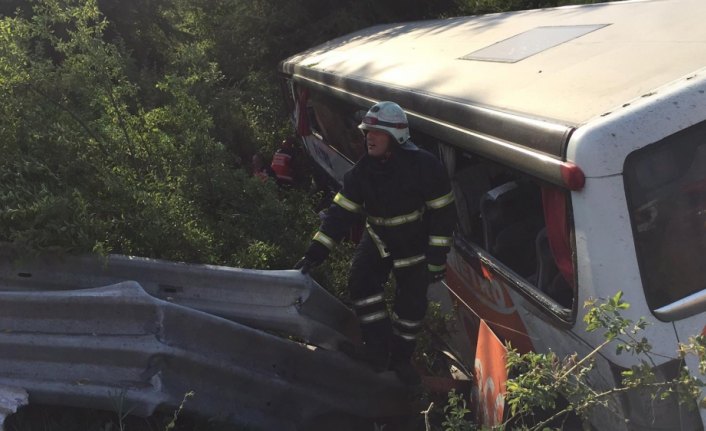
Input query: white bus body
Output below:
<box><xmin>279</xmin><ymin>1</ymin><xmax>706</xmax><ymax>428</ymax></box>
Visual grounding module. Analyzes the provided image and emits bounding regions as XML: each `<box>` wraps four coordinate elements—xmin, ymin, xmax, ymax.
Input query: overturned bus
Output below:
<box><xmin>278</xmin><ymin>0</ymin><xmax>706</xmax><ymax>429</ymax></box>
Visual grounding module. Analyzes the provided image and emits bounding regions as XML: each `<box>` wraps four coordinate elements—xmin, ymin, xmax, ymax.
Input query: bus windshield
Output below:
<box><xmin>624</xmin><ymin>121</ymin><xmax>706</xmax><ymax>311</ymax></box>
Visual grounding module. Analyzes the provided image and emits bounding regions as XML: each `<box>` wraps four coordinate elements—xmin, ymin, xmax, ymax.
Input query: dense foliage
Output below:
<box><xmin>0</xmin><ymin>0</ymin><xmax>313</xmax><ymax>266</ymax></box>
<box><xmin>0</xmin><ymin>0</ymin><xmax>604</xmax><ymax>266</ymax></box>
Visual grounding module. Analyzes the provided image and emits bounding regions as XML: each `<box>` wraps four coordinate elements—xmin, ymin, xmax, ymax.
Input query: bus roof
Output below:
<box><xmin>281</xmin><ymin>0</ymin><xmax>706</xmax><ymax>129</ymax></box>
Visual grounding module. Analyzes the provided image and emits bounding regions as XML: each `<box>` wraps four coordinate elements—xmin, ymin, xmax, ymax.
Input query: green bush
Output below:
<box><xmin>434</xmin><ymin>292</ymin><xmax>706</xmax><ymax>430</ymax></box>
<box><xmin>0</xmin><ymin>0</ymin><xmax>317</xmax><ymax>267</ymax></box>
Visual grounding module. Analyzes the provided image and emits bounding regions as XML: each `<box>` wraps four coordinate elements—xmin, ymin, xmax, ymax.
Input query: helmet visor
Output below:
<box><xmin>361</xmin><ymin>116</ymin><xmax>408</xmax><ymax>129</ymax></box>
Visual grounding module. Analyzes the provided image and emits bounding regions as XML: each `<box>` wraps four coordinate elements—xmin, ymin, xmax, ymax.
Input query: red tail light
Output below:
<box><xmin>560</xmin><ymin>162</ymin><xmax>586</xmax><ymax>191</ymax></box>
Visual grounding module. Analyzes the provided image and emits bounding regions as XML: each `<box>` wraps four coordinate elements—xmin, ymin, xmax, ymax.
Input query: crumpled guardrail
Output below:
<box><xmin>0</xmin><ymin>251</ymin><xmax>360</xmax><ymax>351</ymax></box>
<box><xmin>0</xmin><ymin>281</ymin><xmax>409</xmax><ymax>430</ymax></box>
<box><xmin>0</xmin><ymin>385</ymin><xmax>27</xmax><ymax>428</ymax></box>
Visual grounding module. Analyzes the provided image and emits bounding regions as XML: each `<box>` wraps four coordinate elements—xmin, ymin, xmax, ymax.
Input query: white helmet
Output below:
<box><xmin>358</xmin><ymin>101</ymin><xmax>410</xmax><ymax>145</ymax></box>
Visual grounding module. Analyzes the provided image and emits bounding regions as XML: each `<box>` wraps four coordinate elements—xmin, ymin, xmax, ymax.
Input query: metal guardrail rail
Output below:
<box><xmin>0</xmin><ymin>251</ymin><xmax>360</xmax><ymax>351</ymax></box>
<box><xmin>0</xmin><ymin>251</ymin><xmax>412</xmax><ymax>429</ymax></box>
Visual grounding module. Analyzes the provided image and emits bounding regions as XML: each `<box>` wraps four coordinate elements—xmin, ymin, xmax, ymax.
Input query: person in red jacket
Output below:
<box><xmin>295</xmin><ymin>101</ymin><xmax>456</xmax><ymax>384</ymax></box>
<box><xmin>270</xmin><ymin>137</ymin><xmax>296</xmax><ymax>186</ymax></box>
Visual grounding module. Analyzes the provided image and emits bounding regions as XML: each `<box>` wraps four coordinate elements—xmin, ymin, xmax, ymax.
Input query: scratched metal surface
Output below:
<box><xmin>0</xmin><ymin>281</ymin><xmax>409</xmax><ymax>430</ymax></box>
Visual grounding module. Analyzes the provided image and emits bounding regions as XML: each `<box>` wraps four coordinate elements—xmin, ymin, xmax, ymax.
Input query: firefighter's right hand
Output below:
<box><xmin>294</xmin><ymin>256</ymin><xmax>320</xmax><ymax>274</ymax></box>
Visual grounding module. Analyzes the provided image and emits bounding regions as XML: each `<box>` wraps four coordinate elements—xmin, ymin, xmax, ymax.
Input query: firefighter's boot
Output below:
<box><xmin>360</xmin><ymin>319</ymin><xmax>391</xmax><ymax>372</ymax></box>
<box><xmin>389</xmin><ymin>335</ymin><xmax>421</xmax><ymax>386</ymax></box>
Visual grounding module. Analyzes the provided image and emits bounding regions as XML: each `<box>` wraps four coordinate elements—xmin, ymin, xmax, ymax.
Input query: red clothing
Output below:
<box><xmin>271</xmin><ymin>148</ymin><xmax>294</xmax><ymax>184</ymax></box>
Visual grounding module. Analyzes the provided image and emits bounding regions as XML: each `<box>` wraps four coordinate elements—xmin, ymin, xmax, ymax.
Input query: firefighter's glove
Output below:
<box><xmin>296</xmin><ymin>240</ymin><xmax>329</xmax><ymax>274</ymax></box>
<box><xmin>428</xmin><ymin>265</ymin><xmax>446</xmax><ymax>282</ymax></box>
<box><xmin>294</xmin><ymin>256</ymin><xmax>321</xmax><ymax>274</ymax></box>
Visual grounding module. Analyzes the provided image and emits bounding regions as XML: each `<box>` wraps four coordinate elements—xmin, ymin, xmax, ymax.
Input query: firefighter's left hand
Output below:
<box><xmin>294</xmin><ymin>256</ymin><xmax>321</xmax><ymax>274</ymax></box>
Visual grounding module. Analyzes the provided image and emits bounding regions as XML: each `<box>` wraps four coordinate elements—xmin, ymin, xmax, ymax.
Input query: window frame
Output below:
<box><xmin>447</xmin><ymin>149</ymin><xmax>578</xmax><ymax>322</ymax></box>
<box><xmin>623</xmin><ymin>120</ymin><xmax>706</xmax><ymax>315</ymax></box>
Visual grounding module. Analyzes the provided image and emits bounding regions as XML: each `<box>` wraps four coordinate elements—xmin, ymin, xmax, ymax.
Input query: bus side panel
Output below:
<box><xmin>444</xmin><ymin>238</ymin><xmax>635</xmax><ymax>430</ymax></box>
<box><xmin>571</xmin><ymin>169</ymin><xmax>682</xmax><ymax>364</ymax></box>
<box><xmin>445</xmin><ymin>248</ymin><xmax>534</xmax><ymax>354</ymax></box>
<box><xmin>300</xmin><ymin>134</ymin><xmax>353</xmax><ymax>186</ymax></box>
<box><xmin>507</xmin><ymin>287</ymin><xmax>631</xmax><ymax>430</ymax></box>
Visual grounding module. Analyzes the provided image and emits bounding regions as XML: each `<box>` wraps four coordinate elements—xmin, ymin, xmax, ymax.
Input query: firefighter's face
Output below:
<box><xmin>366</xmin><ymin>129</ymin><xmax>392</xmax><ymax>158</ymax></box>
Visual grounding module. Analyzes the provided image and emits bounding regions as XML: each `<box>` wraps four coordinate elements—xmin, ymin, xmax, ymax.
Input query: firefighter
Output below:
<box><xmin>295</xmin><ymin>101</ymin><xmax>456</xmax><ymax>384</ymax></box>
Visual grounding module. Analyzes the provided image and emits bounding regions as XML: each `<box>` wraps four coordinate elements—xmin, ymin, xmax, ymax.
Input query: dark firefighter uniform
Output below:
<box><xmin>301</xmin><ymin>142</ymin><xmax>456</xmax><ymax>371</ymax></box>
